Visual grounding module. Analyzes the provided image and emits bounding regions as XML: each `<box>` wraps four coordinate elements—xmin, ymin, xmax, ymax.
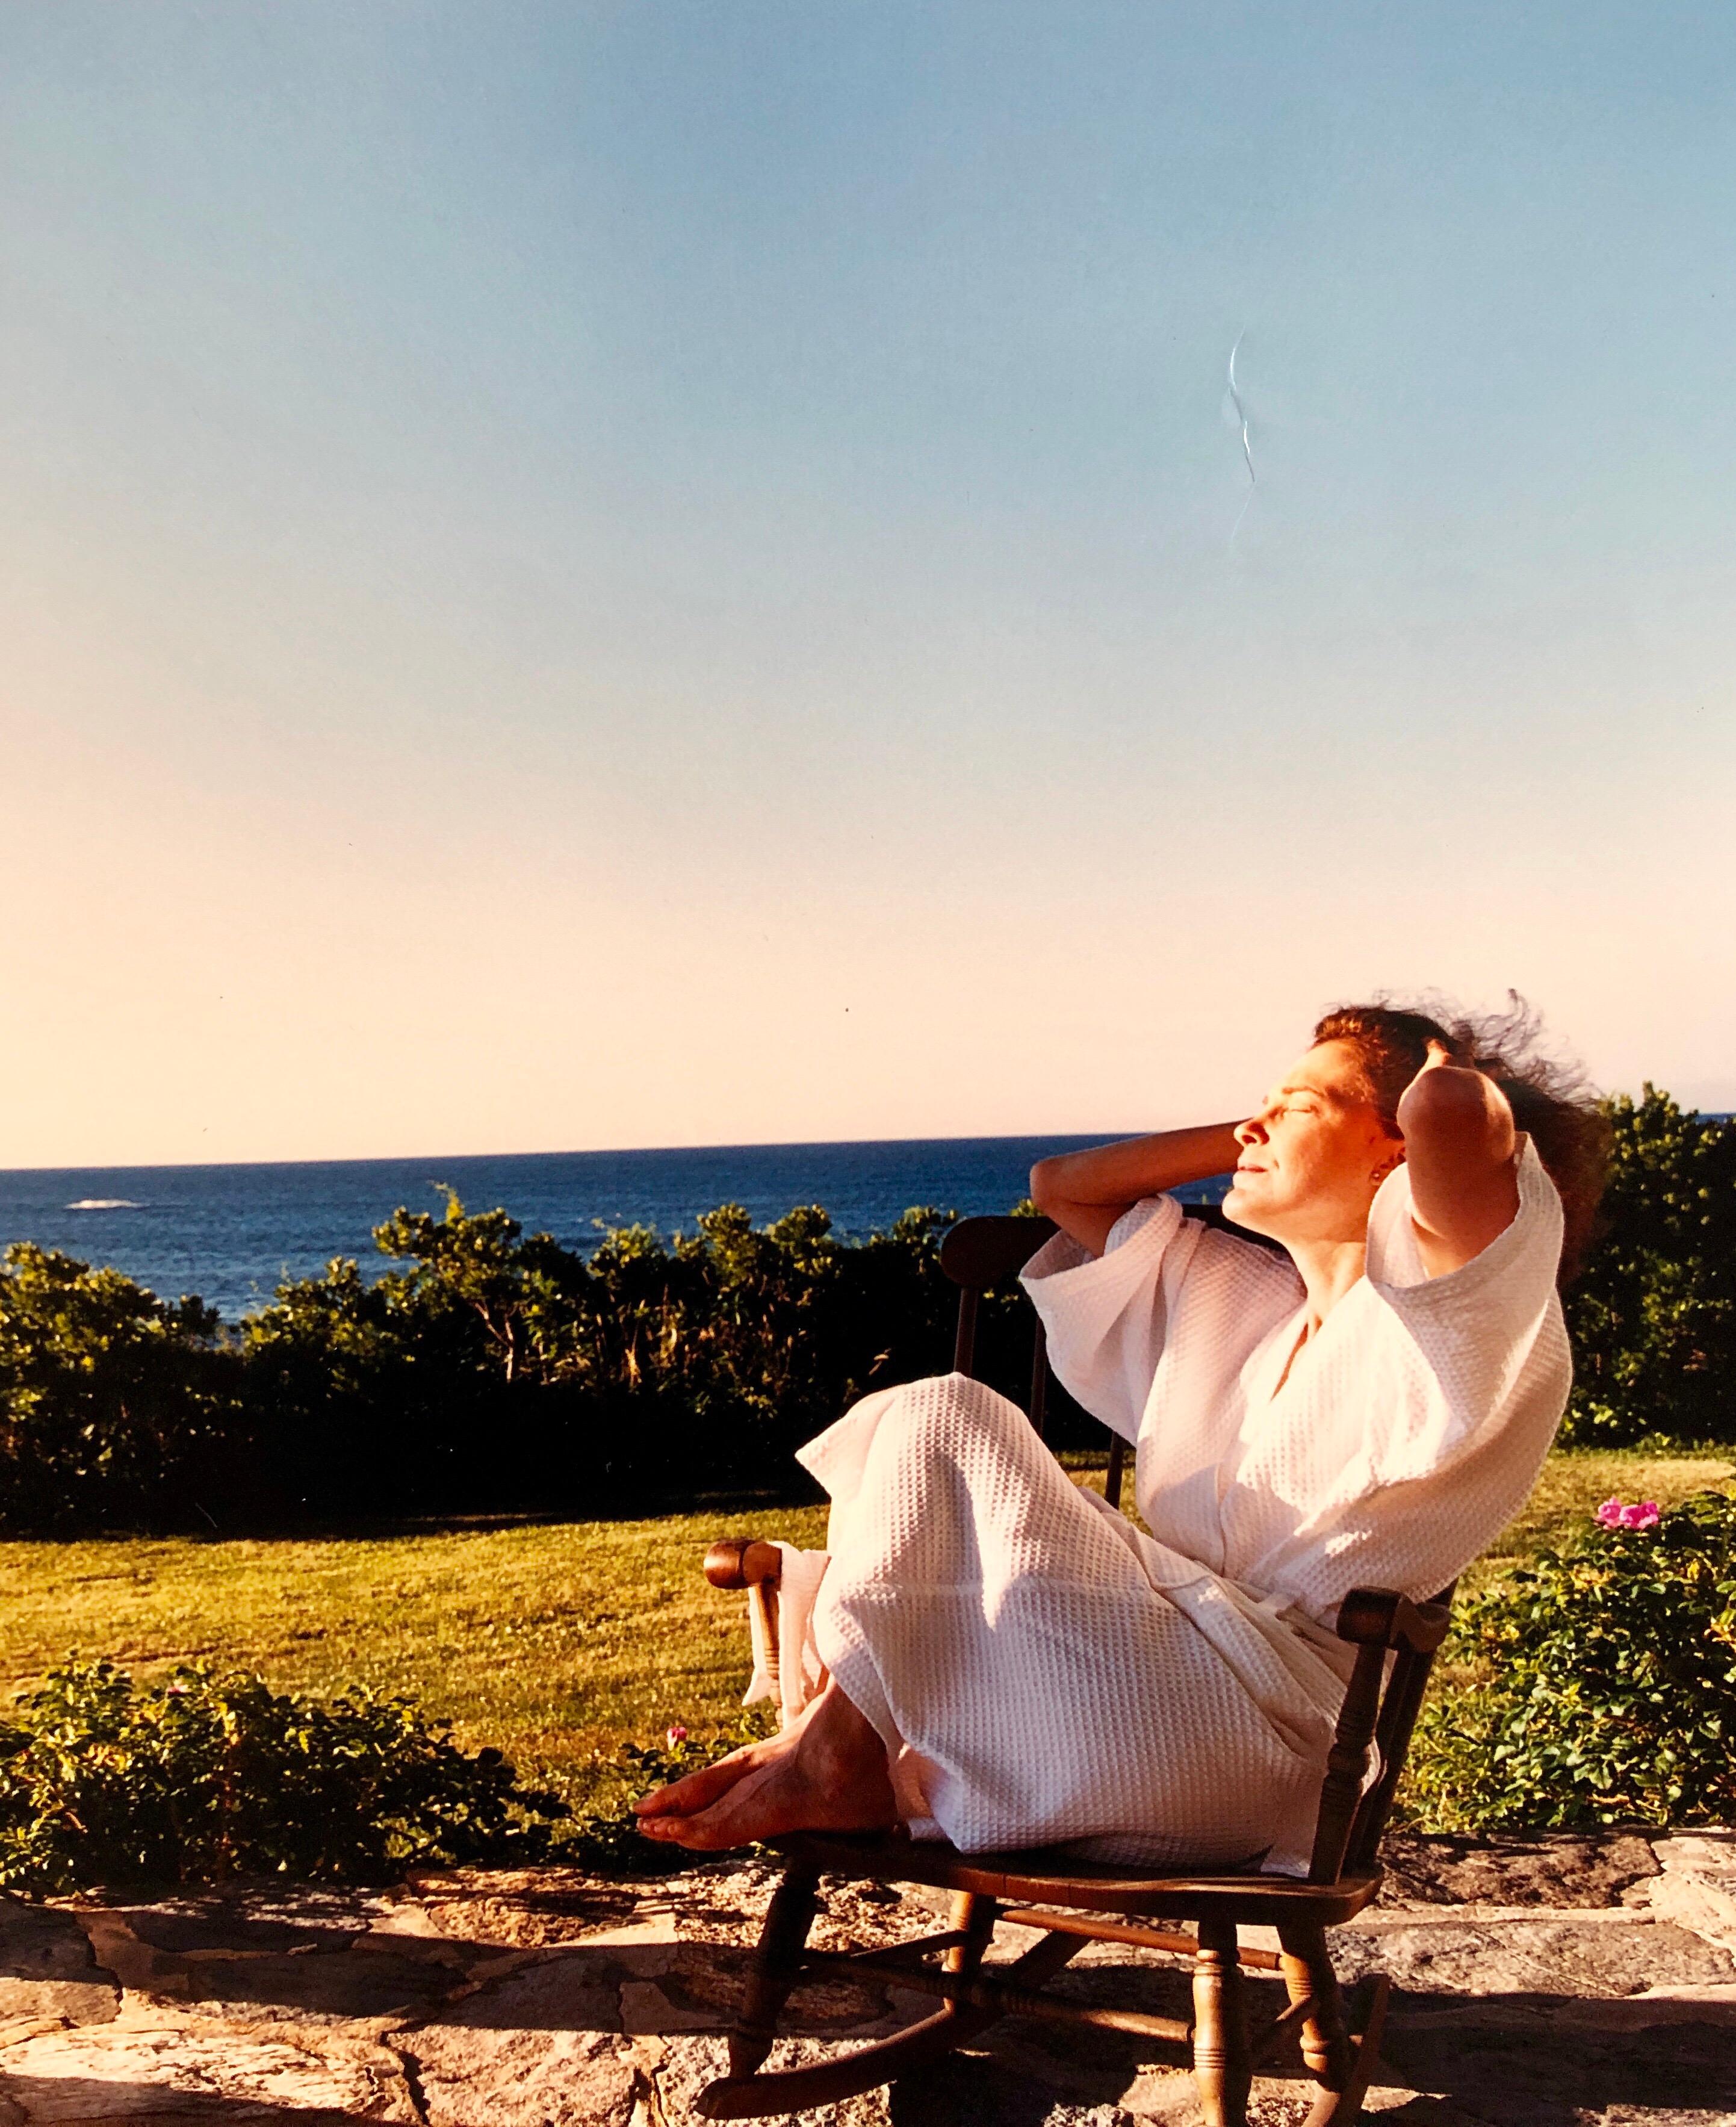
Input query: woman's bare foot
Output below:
<box><xmin>632</xmin><ymin>1683</ymin><xmax>897</xmax><ymax>1851</ymax></box>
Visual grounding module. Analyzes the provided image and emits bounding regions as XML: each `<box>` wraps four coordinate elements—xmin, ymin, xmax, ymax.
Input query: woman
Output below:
<box><xmin>637</xmin><ymin>999</ymin><xmax>1607</xmax><ymax>1871</ymax></box>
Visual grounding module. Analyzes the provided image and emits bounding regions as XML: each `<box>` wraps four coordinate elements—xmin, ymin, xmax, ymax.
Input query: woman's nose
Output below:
<box><xmin>1234</xmin><ymin>1115</ymin><xmax>1265</xmax><ymax>1147</ymax></box>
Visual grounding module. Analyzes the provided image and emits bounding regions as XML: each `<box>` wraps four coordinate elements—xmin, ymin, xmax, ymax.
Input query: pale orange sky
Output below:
<box><xmin>6</xmin><ymin>593</ymin><xmax>1729</xmax><ymax>1168</ymax></box>
<box><xmin>2</xmin><ymin>4</ymin><xmax>1732</xmax><ymax>1168</ymax></box>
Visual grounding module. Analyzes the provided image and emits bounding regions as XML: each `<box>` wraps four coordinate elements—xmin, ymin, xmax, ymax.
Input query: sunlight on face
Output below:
<box><xmin>1221</xmin><ymin>1040</ymin><xmax>1403</xmax><ymax>1249</ymax></box>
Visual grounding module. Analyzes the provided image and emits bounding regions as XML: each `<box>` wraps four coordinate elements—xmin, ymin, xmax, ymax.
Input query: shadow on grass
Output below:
<box><xmin>10</xmin><ymin>1476</ymin><xmax>831</xmax><ymax>1547</ymax></box>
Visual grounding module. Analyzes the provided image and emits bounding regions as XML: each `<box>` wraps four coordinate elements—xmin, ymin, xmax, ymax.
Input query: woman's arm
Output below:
<box><xmin>1030</xmin><ymin>1122</ymin><xmax>1244</xmax><ymax>1258</ymax></box>
<box><xmin>1396</xmin><ymin>1043</ymin><xmax>1520</xmax><ymax>1278</ymax></box>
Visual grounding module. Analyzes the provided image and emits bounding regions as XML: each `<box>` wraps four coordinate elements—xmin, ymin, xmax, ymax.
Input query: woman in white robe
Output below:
<box><xmin>636</xmin><ymin>998</ymin><xmax>1607</xmax><ymax>1868</ymax></box>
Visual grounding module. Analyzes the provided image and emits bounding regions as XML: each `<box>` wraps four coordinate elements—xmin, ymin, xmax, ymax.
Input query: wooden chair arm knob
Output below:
<box><xmin>1333</xmin><ymin>1587</ymin><xmax>1451</xmax><ymax>1656</ymax></box>
<box><xmin>704</xmin><ymin>1538</ymin><xmax>784</xmax><ymax>1591</ymax></box>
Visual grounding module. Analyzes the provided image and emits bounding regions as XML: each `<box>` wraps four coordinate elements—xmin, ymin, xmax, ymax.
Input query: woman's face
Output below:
<box><xmin>1222</xmin><ymin>1039</ymin><xmax>1404</xmax><ymax>1247</ymax></box>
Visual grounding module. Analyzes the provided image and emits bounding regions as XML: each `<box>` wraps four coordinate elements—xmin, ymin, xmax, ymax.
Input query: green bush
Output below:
<box><xmin>0</xmin><ymin>1246</ymin><xmax>251</xmax><ymax>1533</ymax></box>
<box><xmin>1405</xmin><ymin>1488</ymin><xmax>1736</xmax><ymax>1832</ymax></box>
<box><xmin>235</xmin><ymin>1194</ymin><xmax>973</xmax><ymax>1521</ymax></box>
<box><xmin>1</xmin><ymin>1188</ymin><xmax>1061</xmax><ymax>1530</ymax></box>
<box><xmin>0</xmin><ymin>1661</ymin><xmax>569</xmax><ymax>1895</ymax></box>
<box><xmin>1562</xmin><ymin>1089</ymin><xmax>1736</xmax><ymax>1445</ymax></box>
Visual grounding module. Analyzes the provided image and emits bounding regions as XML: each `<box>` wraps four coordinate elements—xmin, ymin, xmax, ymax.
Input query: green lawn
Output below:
<box><xmin>0</xmin><ymin>1504</ymin><xmax>821</xmax><ymax>1813</ymax></box>
<box><xmin>1</xmin><ymin>1449</ymin><xmax>1726</xmax><ymax>1815</ymax></box>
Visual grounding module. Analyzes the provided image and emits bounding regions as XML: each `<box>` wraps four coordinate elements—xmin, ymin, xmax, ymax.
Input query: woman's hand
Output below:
<box><xmin>1031</xmin><ymin>1121</ymin><xmax>1244</xmax><ymax>1258</ymax></box>
<box><xmin>1395</xmin><ymin>1042</ymin><xmax>1520</xmax><ymax>1278</ymax></box>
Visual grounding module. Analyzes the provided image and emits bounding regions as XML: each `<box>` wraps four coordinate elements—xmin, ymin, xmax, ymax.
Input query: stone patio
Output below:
<box><xmin>3</xmin><ymin>1828</ymin><xmax>1734</xmax><ymax>2126</ymax></box>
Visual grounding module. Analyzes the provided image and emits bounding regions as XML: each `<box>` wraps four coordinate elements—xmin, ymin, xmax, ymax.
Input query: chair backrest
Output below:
<box><xmin>938</xmin><ymin>1213</ymin><xmax>1061</xmax><ymax>1442</ymax></box>
<box><xmin>938</xmin><ymin>1211</ymin><xmax>1452</xmax><ymax>1887</ymax></box>
<box><xmin>1304</xmin><ymin>1583</ymin><xmax>1454</xmax><ymax>1881</ymax></box>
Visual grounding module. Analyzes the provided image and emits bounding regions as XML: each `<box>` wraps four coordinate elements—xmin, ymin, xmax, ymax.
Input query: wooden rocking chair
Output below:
<box><xmin>693</xmin><ymin>1212</ymin><xmax>1452</xmax><ymax>2126</ymax></box>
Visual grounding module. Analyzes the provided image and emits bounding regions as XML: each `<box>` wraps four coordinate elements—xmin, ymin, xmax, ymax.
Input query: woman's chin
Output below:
<box><xmin>1221</xmin><ymin>1183</ymin><xmax>1271</xmax><ymax>1234</ymax></box>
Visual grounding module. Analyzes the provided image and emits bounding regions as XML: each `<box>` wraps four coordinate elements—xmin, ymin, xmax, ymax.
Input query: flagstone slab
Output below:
<box><xmin>0</xmin><ymin>1905</ymin><xmax>118</xmax><ymax>2036</ymax></box>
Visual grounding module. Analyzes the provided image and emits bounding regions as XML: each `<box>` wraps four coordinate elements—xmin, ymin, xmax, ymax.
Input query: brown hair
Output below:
<box><xmin>1312</xmin><ymin>994</ymin><xmax>1610</xmax><ymax>1283</ymax></box>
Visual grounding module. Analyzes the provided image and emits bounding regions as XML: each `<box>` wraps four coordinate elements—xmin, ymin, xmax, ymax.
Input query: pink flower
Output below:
<box><xmin>1596</xmin><ymin>1497</ymin><xmax>1660</xmax><ymax>1532</ymax></box>
<box><xmin>665</xmin><ymin>1724</ymin><xmax>689</xmax><ymax>1750</ymax></box>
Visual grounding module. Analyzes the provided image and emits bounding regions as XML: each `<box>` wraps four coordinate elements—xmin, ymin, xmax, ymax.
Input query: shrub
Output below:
<box><xmin>234</xmin><ymin>1195</ymin><xmax>973</xmax><ymax>1521</ymax></box>
<box><xmin>1404</xmin><ymin>1488</ymin><xmax>1736</xmax><ymax>1832</ymax></box>
<box><xmin>1562</xmin><ymin>1089</ymin><xmax>1736</xmax><ymax>1445</ymax></box>
<box><xmin>0</xmin><ymin>1246</ymin><xmax>251</xmax><ymax>1533</ymax></box>
<box><xmin>0</xmin><ymin>1661</ymin><xmax>569</xmax><ymax>1895</ymax></box>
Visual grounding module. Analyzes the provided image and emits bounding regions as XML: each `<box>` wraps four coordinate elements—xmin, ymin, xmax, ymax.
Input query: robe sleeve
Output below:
<box><xmin>1019</xmin><ymin>1196</ymin><xmax>1194</xmax><ymax>1444</ymax></box>
<box><xmin>1360</xmin><ymin>1134</ymin><xmax>1566</xmax><ymax>1484</ymax></box>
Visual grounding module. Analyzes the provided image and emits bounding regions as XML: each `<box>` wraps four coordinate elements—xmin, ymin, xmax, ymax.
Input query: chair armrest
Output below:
<box><xmin>1333</xmin><ymin>1587</ymin><xmax>1451</xmax><ymax>1657</ymax></box>
<box><xmin>704</xmin><ymin>1538</ymin><xmax>784</xmax><ymax>1591</ymax></box>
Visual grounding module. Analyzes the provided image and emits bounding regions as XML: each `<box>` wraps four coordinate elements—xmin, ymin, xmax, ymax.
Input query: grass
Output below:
<box><xmin>1</xmin><ymin>1449</ymin><xmax>1727</xmax><ymax>1818</ymax></box>
<box><xmin>0</xmin><ymin>1504</ymin><xmax>822</xmax><ymax>1815</ymax></box>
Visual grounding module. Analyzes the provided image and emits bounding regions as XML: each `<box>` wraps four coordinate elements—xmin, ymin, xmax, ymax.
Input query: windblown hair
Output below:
<box><xmin>1312</xmin><ymin>995</ymin><xmax>1610</xmax><ymax>1283</ymax></box>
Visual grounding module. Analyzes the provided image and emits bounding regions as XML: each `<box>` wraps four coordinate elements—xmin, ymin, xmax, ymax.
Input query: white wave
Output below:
<box><xmin>65</xmin><ymin>1198</ymin><xmax>144</xmax><ymax>1211</ymax></box>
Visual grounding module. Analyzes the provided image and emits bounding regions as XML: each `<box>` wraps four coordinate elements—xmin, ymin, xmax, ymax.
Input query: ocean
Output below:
<box><xmin>0</xmin><ymin>1138</ymin><xmax>1232</xmax><ymax>1321</ymax></box>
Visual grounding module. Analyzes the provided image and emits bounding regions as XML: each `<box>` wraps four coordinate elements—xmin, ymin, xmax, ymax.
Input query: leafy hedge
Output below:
<box><xmin>1558</xmin><ymin>1088</ymin><xmax>1736</xmax><ymax>1446</ymax></box>
<box><xmin>1406</xmin><ymin>1488</ymin><xmax>1736</xmax><ymax>1832</ymax></box>
<box><xmin>2</xmin><ymin>1089</ymin><xmax>1731</xmax><ymax>1532</ymax></box>
<box><xmin>0</xmin><ymin>1193</ymin><xmax>1068</xmax><ymax>1532</ymax></box>
<box><xmin>0</xmin><ymin>1250</ymin><xmax>249</xmax><ymax>1532</ymax></box>
<box><xmin>0</xmin><ymin>1661</ymin><xmax>569</xmax><ymax>1895</ymax></box>
<box><xmin>0</xmin><ymin>1659</ymin><xmax>785</xmax><ymax>1893</ymax></box>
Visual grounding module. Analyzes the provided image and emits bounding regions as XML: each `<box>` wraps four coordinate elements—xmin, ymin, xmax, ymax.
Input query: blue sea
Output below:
<box><xmin>0</xmin><ymin>1138</ymin><xmax>1231</xmax><ymax>1321</ymax></box>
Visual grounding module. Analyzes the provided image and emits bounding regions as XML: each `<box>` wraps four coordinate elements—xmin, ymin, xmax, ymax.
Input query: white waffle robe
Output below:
<box><xmin>750</xmin><ymin>1140</ymin><xmax>1569</xmax><ymax>1874</ymax></box>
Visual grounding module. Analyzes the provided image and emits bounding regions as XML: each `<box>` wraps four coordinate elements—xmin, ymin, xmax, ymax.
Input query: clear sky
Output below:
<box><xmin>2</xmin><ymin>2</ymin><xmax>1732</xmax><ymax>1167</ymax></box>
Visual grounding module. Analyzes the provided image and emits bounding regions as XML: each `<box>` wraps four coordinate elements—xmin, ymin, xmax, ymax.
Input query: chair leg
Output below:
<box><xmin>698</xmin><ymin>1884</ymin><xmax>1017</xmax><ymax>2117</ymax></box>
<box><xmin>729</xmin><ymin>1862</ymin><xmax>822</xmax><ymax>2078</ymax></box>
<box><xmin>944</xmin><ymin>1889</ymin><xmax>998</xmax><ymax>1979</ymax></box>
<box><xmin>1311</xmin><ymin>1975</ymin><xmax>1390</xmax><ymax>2127</ymax></box>
<box><xmin>1191</xmin><ymin>1916</ymin><xmax>1252</xmax><ymax>2127</ymax></box>
<box><xmin>1276</xmin><ymin>1923</ymin><xmax>1353</xmax><ymax>2092</ymax></box>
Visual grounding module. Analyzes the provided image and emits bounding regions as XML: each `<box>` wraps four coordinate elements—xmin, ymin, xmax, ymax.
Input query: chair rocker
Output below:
<box><xmin>693</xmin><ymin>1212</ymin><xmax>1451</xmax><ymax>2126</ymax></box>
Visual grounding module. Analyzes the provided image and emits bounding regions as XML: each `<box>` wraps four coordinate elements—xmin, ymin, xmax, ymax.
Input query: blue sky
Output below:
<box><xmin>2</xmin><ymin>3</ymin><xmax>1732</xmax><ymax>1163</ymax></box>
